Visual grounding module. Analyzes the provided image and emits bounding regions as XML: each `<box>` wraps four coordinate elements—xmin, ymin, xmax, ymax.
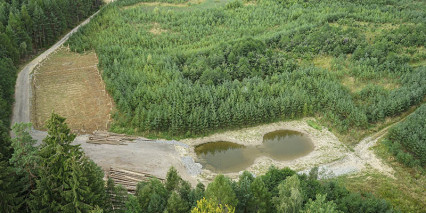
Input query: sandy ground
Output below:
<box><xmin>74</xmin><ymin>135</ymin><xmax>198</xmax><ymax>185</ymax></box>
<box><xmin>30</xmin><ymin>130</ymin><xmax>198</xmax><ymax>185</ymax></box>
<box><xmin>311</xmin><ymin>125</ymin><xmax>396</xmax><ymax>179</ymax></box>
<box><xmin>180</xmin><ymin>118</ymin><xmax>395</xmax><ymax>182</ymax></box>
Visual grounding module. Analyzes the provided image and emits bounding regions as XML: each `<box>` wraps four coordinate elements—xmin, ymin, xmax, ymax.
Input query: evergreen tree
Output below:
<box><xmin>125</xmin><ymin>195</ymin><xmax>142</xmax><ymax>213</ymax></box>
<box><xmin>136</xmin><ymin>178</ymin><xmax>168</xmax><ymax>213</ymax></box>
<box><xmin>189</xmin><ymin>182</ymin><xmax>205</xmax><ymax>208</ymax></box>
<box><xmin>6</xmin><ymin>11</ymin><xmax>31</xmax><ymax>57</ymax></box>
<box><xmin>10</xmin><ymin>123</ymin><xmax>38</xmax><ymax>187</ymax></box>
<box><xmin>105</xmin><ymin>179</ymin><xmax>127</xmax><ymax>213</ymax></box>
<box><xmin>235</xmin><ymin>171</ymin><xmax>254</xmax><ymax>212</ymax></box>
<box><xmin>10</xmin><ymin>123</ymin><xmax>39</xmax><ymax>212</ymax></box>
<box><xmin>165</xmin><ymin>192</ymin><xmax>189</xmax><ymax>213</ymax></box>
<box><xmin>29</xmin><ymin>113</ymin><xmax>106</xmax><ymax>212</ymax></box>
<box><xmin>165</xmin><ymin>166</ymin><xmax>181</xmax><ymax>192</ymax></box>
<box><xmin>0</xmin><ymin>160</ymin><xmax>19</xmax><ymax>212</ymax></box>
<box><xmin>20</xmin><ymin>4</ymin><xmax>32</xmax><ymax>35</ymax></box>
<box><xmin>0</xmin><ymin>122</ymin><xmax>19</xmax><ymax>212</ymax></box>
<box><xmin>0</xmin><ymin>33</ymin><xmax>19</xmax><ymax>64</ymax></box>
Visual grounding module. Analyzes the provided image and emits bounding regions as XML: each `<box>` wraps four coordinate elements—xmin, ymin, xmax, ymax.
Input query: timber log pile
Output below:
<box><xmin>108</xmin><ymin>168</ymin><xmax>164</xmax><ymax>193</ymax></box>
<box><xmin>87</xmin><ymin>131</ymin><xmax>150</xmax><ymax>145</ymax></box>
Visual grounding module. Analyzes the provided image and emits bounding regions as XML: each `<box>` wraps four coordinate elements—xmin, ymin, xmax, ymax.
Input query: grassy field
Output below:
<box><xmin>32</xmin><ymin>48</ymin><xmax>114</xmax><ymax>133</ymax></box>
<box><xmin>336</xmin><ymin>141</ymin><xmax>425</xmax><ymax>212</ymax></box>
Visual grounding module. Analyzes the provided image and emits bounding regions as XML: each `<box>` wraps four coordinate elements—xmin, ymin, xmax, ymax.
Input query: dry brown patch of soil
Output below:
<box><xmin>32</xmin><ymin>48</ymin><xmax>114</xmax><ymax>133</ymax></box>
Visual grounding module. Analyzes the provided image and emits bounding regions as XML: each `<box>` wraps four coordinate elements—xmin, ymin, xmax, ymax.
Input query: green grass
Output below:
<box><xmin>335</xmin><ymin>141</ymin><xmax>425</xmax><ymax>212</ymax></box>
<box><xmin>306</xmin><ymin>119</ymin><xmax>322</xmax><ymax>131</ymax></box>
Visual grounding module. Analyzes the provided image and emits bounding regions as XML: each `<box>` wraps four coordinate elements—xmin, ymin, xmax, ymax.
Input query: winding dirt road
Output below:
<box><xmin>11</xmin><ymin>10</ymin><xmax>100</xmax><ymax>127</ymax></box>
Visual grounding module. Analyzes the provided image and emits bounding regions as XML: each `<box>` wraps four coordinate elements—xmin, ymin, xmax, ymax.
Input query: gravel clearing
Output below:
<box><xmin>180</xmin><ymin>118</ymin><xmax>394</xmax><ymax>182</ymax></box>
<box><xmin>27</xmin><ymin>118</ymin><xmax>395</xmax><ymax>184</ymax></box>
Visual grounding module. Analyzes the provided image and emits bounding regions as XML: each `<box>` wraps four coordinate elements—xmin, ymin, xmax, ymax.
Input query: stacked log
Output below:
<box><xmin>87</xmin><ymin>131</ymin><xmax>149</xmax><ymax>145</ymax></box>
<box><xmin>108</xmin><ymin>167</ymin><xmax>164</xmax><ymax>193</ymax></box>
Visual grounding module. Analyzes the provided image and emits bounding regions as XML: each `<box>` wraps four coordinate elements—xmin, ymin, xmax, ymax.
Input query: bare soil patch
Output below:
<box><xmin>32</xmin><ymin>48</ymin><xmax>114</xmax><ymax>133</ymax></box>
<box><xmin>73</xmin><ymin>134</ymin><xmax>198</xmax><ymax>186</ymax></box>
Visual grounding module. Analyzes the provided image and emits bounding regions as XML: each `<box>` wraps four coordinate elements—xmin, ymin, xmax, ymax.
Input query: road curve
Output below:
<box><xmin>11</xmin><ymin>10</ymin><xmax>101</xmax><ymax>127</ymax></box>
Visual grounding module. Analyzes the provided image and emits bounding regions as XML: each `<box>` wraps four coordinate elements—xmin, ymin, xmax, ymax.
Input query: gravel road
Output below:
<box><xmin>11</xmin><ymin>10</ymin><xmax>100</xmax><ymax>126</ymax></box>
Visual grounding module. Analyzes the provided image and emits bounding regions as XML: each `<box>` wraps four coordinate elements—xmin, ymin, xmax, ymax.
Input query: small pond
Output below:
<box><xmin>194</xmin><ymin>141</ymin><xmax>259</xmax><ymax>173</ymax></box>
<box><xmin>262</xmin><ymin>130</ymin><xmax>314</xmax><ymax>161</ymax></box>
<box><xmin>194</xmin><ymin>130</ymin><xmax>314</xmax><ymax>173</ymax></box>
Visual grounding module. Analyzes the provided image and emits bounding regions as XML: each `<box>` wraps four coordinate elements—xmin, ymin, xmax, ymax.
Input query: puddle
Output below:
<box><xmin>194</xmin><ymin>130</ymin><xmax>314</xmax><ymax>173</ymax></box>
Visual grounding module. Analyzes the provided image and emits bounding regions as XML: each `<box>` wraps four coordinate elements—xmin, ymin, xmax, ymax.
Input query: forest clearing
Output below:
<box><xmin>31</xmin><ymin>48</ymin><xmax>114</xmax><ymax>133</ymax></box>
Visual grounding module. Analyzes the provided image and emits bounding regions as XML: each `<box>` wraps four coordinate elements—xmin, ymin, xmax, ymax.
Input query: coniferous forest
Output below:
<box><xmin>1</xmin><ymin>0</ymin><xmax>425</xmax><ymax>212</ymax></box>
<box><xmin>384</xmin><ymin>104</ymin><xmax>425</xmax><ymax>168</ymax></box>
<box><xmin>68</xmin><ymin>0</ymin><xmax>425</xmax><ymax>138</ymax></box>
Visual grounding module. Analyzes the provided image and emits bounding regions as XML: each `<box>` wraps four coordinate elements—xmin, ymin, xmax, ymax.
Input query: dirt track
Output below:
<box><xmin>12</xmin><ymin>10</ymin><xmax>100</xmax><ymax>126</ymax></box>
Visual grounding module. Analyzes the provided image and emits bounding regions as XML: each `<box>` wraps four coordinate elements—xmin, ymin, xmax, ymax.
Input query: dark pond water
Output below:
<box><xmin>194</xmin><ymin>130</ymin><xmax>314</xmax><ymax>173</ymax></box>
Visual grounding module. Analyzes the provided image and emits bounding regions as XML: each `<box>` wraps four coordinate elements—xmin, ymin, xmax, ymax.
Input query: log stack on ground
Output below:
<box><xmin>108</xmin><ymin>167</ymin><xmax>164</xmax><ymax>193</ymax></box>
<box><xmin>87</xmin><ymin>131</ymin><xmax>150</xmax><ymax>145</ymax></box>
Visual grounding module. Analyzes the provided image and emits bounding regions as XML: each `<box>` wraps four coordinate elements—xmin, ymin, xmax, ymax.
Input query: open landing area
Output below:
<box><xmin>31</xmin><ymin>48</ymin><xmax>114</xmax><ymax>133</ymax></box>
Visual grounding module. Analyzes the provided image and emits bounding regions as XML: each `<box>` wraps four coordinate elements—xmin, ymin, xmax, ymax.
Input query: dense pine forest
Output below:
<box><xmin>384</xmin><ymin>104</ymin><xmax>425</xmax><ymax>168</ymax></box>
<box><xmin>1</xmin><ymin>0</ymin><xmax>425</xmax><ymax>212</ymax></box>
<box><xmin>68</xmin><ymin>0</ymin><xmax>425</xmax><ymax>138</ymax></box>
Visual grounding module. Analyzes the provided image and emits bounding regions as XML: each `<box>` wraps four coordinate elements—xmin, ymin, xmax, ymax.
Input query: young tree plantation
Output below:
<box><xmin>68</xmin><ymin>0</ymin><xmax>425</xmax><ymax>137</ymax></box>
<box><xmin>0</xmin><ymin>0</ymin><xmax>425</xmax><ymax>212</ymax></box>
